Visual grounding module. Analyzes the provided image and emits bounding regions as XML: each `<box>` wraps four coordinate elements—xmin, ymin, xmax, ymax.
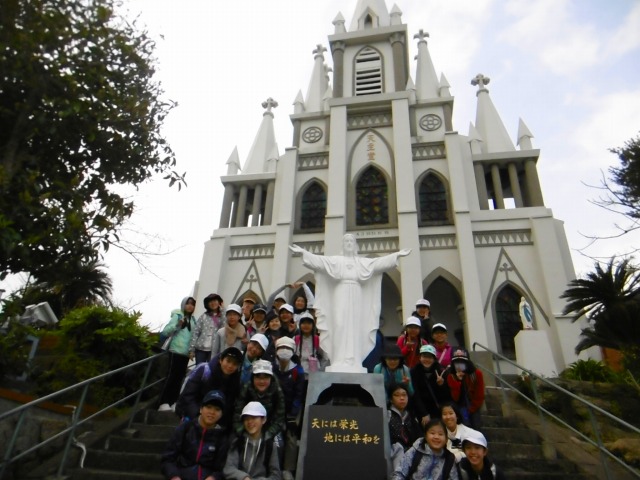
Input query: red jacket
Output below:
<box><xmin>447</xmin><ymin>368</ymin><xmax>485</xmax><ymax>414</ymax></box>
<box><xmin>396</xmin><ymin>335</ymin><xmax>427</xmax><ymax>369</ymax></box>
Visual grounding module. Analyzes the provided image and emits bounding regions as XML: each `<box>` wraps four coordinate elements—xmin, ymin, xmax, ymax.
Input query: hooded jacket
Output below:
<box><xmin>161</xmin><ymin>297</ymin><xmax>195</xmax><ymax>356</ymax></box>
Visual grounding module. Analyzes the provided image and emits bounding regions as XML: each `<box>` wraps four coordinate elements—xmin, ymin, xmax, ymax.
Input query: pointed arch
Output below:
<box><xmin>353</xmin><ymin>45</ymin><xmax>384</xmax><ymax>96</ymax></box>
<box><xmin>234</xmin><ymin>289</ymin><xmax>261</xmax><ymax>305</ymax></box>
<box><xmin>355</xmin><ymin>165</ymin><xmax>389</xmax><ymax>226</ymax></box>
<box><xmin>423</xmin><ymin>268</ymin><xmax>465</xmax><ymax>346</ymax></box>
<box><xmin>491</xmin><ymin>282</ymin><xmax>528</xmax><ymax>359</ymax></box>
<box><xmin>295</xmin><ymin>179</ymin><xmax>327</xmax><ymax>232</ymax></box>
<box><xmin>416</xmin><ymin>170</ymin><xmax>452</xmax><ymax>226</ymax></box>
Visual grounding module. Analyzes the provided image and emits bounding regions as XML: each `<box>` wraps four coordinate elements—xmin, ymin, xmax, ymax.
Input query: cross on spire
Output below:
<box><xmin>499</xmin><ymin>262</ymin><xmax>513</xmax><ymax>281</ymax></box>
<box><xmin>414</xmin><ymin>29</ymin><xmax>429</xmax><ymax>43</ymax></box>
<box><xmin>313</xmin><ymin>44</ymin><xmax>327</xmax><ymax>58</ymax></box>
<box><xmin>471</xmin><ymin>73</ymin><xmax>491</xmax><ymax>90</ymax></box>
<box><xmin>261</xmin><ymin>97</ymin><xmax>278</xmax><ymax>113</ymax></box>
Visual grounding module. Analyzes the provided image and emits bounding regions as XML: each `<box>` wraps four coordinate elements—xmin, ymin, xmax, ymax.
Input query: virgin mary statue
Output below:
<box><xmin>290</xmin><ymin>234</ymin><xmax>410</xmax><ymax>373</ymax></box>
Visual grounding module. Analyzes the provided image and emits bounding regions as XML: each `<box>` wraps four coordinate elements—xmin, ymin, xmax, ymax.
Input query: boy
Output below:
<box><xmin>458</xmin><ymin>430</ymin><xmax>505</xmax><ymax>479</ymax></box>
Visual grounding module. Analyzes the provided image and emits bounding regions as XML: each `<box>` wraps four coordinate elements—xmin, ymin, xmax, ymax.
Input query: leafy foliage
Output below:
<box><xmin>0</xmin><ymin>319</ymin><xmax>34</xmax><ymax>382</ymax></box>
<box><xmin>0</xmin><ymin>0</ymin><xmax>185</xmax><ymax>280</ymax></box>
<box><xmin>608</xmin><ymin>134</ymin><xmax>640</xmax><ymax>220</ymax></box>
<box><xmin>560</xmin><ymin>359</ymin><xmax>617</xmax><ymax>383</ymax></box>
<box><xmin>561</xmin><ymin>258</ymin><xmax>640</xmax><ymax>353</ymax></box>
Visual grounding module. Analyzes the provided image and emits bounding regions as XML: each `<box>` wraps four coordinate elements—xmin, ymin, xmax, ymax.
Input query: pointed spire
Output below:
<box><xmin>323</xmin><ymin>86</ymin><xmax>333</xmax><ymax>111</ymax></box>
<box><xmin>517</xmin><ymin>118</ymin><xmax>534</xmax><ymax>150</ymax></box>
<box><xmin>349</xmin><ymin>0</ymin><xmax>390</xmax><ymax>31</ymax></box>
<box><xmin>471</xmin><ymin>74</ymin><xmax>515</xmax><ymax>153</ymax></box>
<box><xmin>468</xmin><ymin>122</ymin><xmax>484</xmax><ymax>155</ymax></box>
<box><xmin>226</xmin><ymin>146</ymin><xmax>241</xmax><ymax>175</ymax></box>
<box><xmin>390</xmin><ymin>4</ymin><xmax>402</xmax><ymax>25</ymax></box>
<box><xmin>438</xmin><ymin>73</ymin><xmax>451</xmax><ymax>98</ymax></box>
<box><xmin>293</xmin><ymin>90</ymin><xmax>305</xmax><ymax>114</ymax></box>
<box><xmin>333</xmin><ymin>12</ymin><xmax>346</xmax><ymax>34</ymax></box>
<box><xmin>265</xmin><ymin>141</ymin><xmax>280</xmax><ymax>173</ymax></box>
<box><xmin>406</xmin><ymin>75</ymin><xmax>416</xmax><ymax>103</ymax></box>
<box><xmin>414</xmin><ymin>29</ymin><xmax>439</xmax><ymax>100</ymax></box>
<box><xmin>242</xmin><ymin>98</ymin><xmax>279</xmax><ymax>174</ymax></box>
<box><xmin>304</xmin><ymin>44</ymin><xmax>328</xmax><ymax>113</ymax></box>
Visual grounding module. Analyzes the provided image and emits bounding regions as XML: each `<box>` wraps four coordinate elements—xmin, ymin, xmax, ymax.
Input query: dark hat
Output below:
<box><xmin>431</xmin><ymin>323</ymin><xmax>448</xmax><ymax>332</ymax></box>
<box><xmin>381</xmin><ymin>342</ymin><xmax>404</xmax><ymax>360</ymax></box>
<box><xmin>204</xmin><ymin>293</ymin><xmax>223</xmax><ymax>303</ymax></box>
<box><xmin>252</xmin><ymin>303</ymin><xmax>268</xmax><ymax>314</ymax></box>
<box><xmin>221</xmin><ymin>346</ymin><xmax>244</xmax><ymax>363</ymax></box>
<box><xmin>202</xmin><ymin>390</ymin><xmax>225</xmax><ymax>408</ymax></box>
<box><xmin>451</xmin><ymin>347</ymin><xmax>470</xmax><ymax>362</ymax></box>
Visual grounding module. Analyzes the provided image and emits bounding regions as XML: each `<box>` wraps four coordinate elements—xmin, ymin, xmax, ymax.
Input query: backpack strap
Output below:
<box><xmin>440</xmin><ymin>450</ymin><xmax>456</xmax><ymax>480</ymax></box>
<box><xmin>263</xmin><ymin>437</ymin><xmax>274</xmax><ymax>471</ymax></box>
<box><xmin>406</xmin><ymin>441</ymin><xmax>425</xmax><ymax>479</ymax></box>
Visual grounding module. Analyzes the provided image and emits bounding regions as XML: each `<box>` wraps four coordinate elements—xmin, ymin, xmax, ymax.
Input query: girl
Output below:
<box><xmin>158</xmin><ymin>296</ymin><xmax>196</xmax><ymax>411</ymax></box>
<box><xmin>393</xmin><ymin>418</ymin><xmax>459</xmax><ymax>480</ymax></box>
<box><xmin>374</xmin><ymin>343</ymin><xmax>415</xmax><ymax>398</ymax></box>
<box><xmin>290</xmin><ymin>281</ymin><xmax>315</xmax><ymax>325</ymax></box>
<box><xmin>397</xmin><ymin>317</ymin><xmax>428</xmax><ymax>368</ymax></box>
<box><xmin>411</xmin><ymin>344</ymin><xmax>451</xmax><ymax>426</ymax></box>
<box><xmin>440</xmin><ymin>402</ymin><xmax>480</xmax><ymax>463</ymax></box>
<box><xmin>458</xmin><ymin>430</ymin><xmax>505</xmax><ymax>480</ymax></box>
<box><xmin>294</xmin><ymin>312</ymin><xmax>329</xmax><ymax>376</ymax></box>
<box><xmin>211</xmin><ymin>304</ymin><xmax>246</xmax><ymax>358</ymax></box>
<box><xmin>447</xmin><ymin>348</ymin><xmax>485</xmax><ymax>429</ymax></box>
<box><xmin>263</xmin><ymin>315</ymin><xmax>283</xmax><ymax>363</ymax></box>
<box><xmin>190</xmin><ymin>293</ymin><xmax>224</xmax><ymax>364</ymax></box>
<box><xmin>388</xmin><ymin>384</ymin><xmax>422</xmax><ymax>452</ymax></box>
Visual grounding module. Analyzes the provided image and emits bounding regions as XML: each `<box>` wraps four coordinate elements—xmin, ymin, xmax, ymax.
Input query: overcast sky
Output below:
<box><xmin>4</xmin><ymin>0</ymin><xmax>640</xmax><ymax>331</ymax></box>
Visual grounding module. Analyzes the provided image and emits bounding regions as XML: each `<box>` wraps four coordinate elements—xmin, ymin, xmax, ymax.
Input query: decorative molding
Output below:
<box><xmin>290</xmin><ymin>242</ymin><xmax>325</xmax><ymax>256</ymax></box>
<box><xmin>419</xmin><ymin>114</ymin><xmax>442</xmax><ymax>131</ymax></box>
<box><xmin>302</xmin><ymin>126</ymin><xmax>323</xmax><ymax>143</ymax></box>
<box><xmin>473</xmin><ymin>230</ymin><xmax>533</xmax><ymax>247</ymax></box>
<box><xmin>419</xmin><ymin>234</ymin><xmax>457</xmax><ymax>250</ymax></box>
<box><xmin>229</xmin><ymin>244</ymin><xmax>275</xmax><ymax>260</ymax></box>
<box><xmin>347</xmin><ymin>112</ymin><xmax>392</xmax><ymax>129</ymax></box>
<box><xmin>357</xmin><ymin>237</ymin><xmax>400</xmax><ymax>253</ymax></box>
<box><xmin>231</xmin><ymin>260</ymin><xmax>266</xmax><ymax>303</ymax></box>
<box><xmin>298</xmin><ymin>153</ymin><xmax>329</xmax><ymax>170</ymax></box>
<box><xmin>412</xmin><ymin>142</ymin><xmax>446</xmax><ymax>160</ymax></box>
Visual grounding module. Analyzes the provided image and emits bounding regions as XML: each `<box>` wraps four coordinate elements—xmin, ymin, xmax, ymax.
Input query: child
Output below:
<box><xmin>190</xmin><ymin>293</ymin><xmax>224</xmax><ymax>365</ymax></box>
<box><xmin>440</xmin><ymin>402</ymin><xmax>480</xmax><ymax>463</ymax></box>
<box><xmin>211</xmin><ymin>304</ymin><xmax>246</xmax><ymax>358</ymax></box>
<box><xmin>224</xmin><ymin>401</ymin><xmax>282</xmax><ymax>480</ymax></box>
<box><xmin>458</xmin><ymin>430</ymin><xmax>505</xmax><ymax>480</ymax></box>
<box><xmin>374</xmin><ymin>343</ymin><xmax>414</xmax><ymax>398</ymax></box>
<box><xmin>263</xmin><ymin>315</ymin><xmax>283</xmax><ymax>363</ymax></box>
<box><xmin>411</xmin><ymin>298</ymin><xmax>432</xmax><ymax>342</ymax></box>
<box><xmin>431</xmin><ymin>323</ymin><xmax>453</xmax><ymax>368</ymax></box>
<box><xmin>290</xmin><ymin>281</ymin><xmax>315</xmax><ymax>325</ymax></box>
<box><xmin>278</xmin><ymin>304</ymin><xmax>298</xmax><ymax>338</ymax></box>
<box><xmin>411</xmin><ymin>344</ymin><xmax>451</xmax><ymax>426</ymax></box>
<box><xmin>388</xmin><ymin>384</ymin><xmax>422</xmax><ymax>452</ymax></box>
<box><xmin>397</xmin><ymin>317</ymin><xmax>428</xmax><ymax>368</ymax></box>
<box><xmin>246</xmin><ymin>303</ymin><xmax>269</xmax><ymax>338</ymax></box>
<box><xmin>161</xmin><ymin>390</ymin><xmax>229</xmax><ymax>480</ymax></box>
<box><xmin>294</xmin><ymin>312</ymin><xmax>329</xmax><ymax>376</ymax></box>
<box><xmin>447</xmin><ymin>348</ymin><xmax>485</xmax><ymax>430</ymax></box>
<box><xmin>392</xmin><ymin>418</ymin><xmax>459</xmax><ymax>480</ymax></box>
<box><xmin>240</xmin><ymin>333</ymin><xmax>269</xmax><ymax>385</ymax></box>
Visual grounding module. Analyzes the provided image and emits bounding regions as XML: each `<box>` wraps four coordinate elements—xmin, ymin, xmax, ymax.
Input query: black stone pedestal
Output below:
<box><xmin>295</xmin><ymin>372</ymin><xmax>391</xmax><ymax>480</ymax></box>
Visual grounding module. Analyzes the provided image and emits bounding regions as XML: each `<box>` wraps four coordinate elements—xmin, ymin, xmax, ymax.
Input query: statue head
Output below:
<box><xmin>342</xmin><ymin>234</ymin><xmax>358</xmax><ymax>256</ymax></box>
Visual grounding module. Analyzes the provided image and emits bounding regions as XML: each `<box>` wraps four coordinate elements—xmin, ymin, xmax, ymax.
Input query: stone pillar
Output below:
<box><xmin>474</xmin><ymin>163</ymin><xmax>489</xmax><ymax>210</ymax></box>
<box><xmin>264</xmin><ymin>180</ymin><xmax>275</xmax><ymax>225</ymax></box>
<box><xmin>508</xmin><ymin>163</ymin><xmax>524</xmax><ymax>208</ymax></box>
<box><xmin>325</xmin><ymin>105</ymin><xmax>348</xmax><ymax>254</ymax></box>
<box><xmin>389</xmin><ymin>33</ymin><xmax>406</xmax><ymax>93</ymax></box>
<box><xmin>292</xmin><ymin>120</ymin><xmax>301</xmax><ymax>148</ymax></box>
<box><xmin>443</xmin><ymin>103</ymin><xmax>453</xmax><ymax>132</ymax></box>
<box><xmin>331</xmin><ymin>42</ymin><xmax>345</xmax><ymax>98</ymax></box>
<box><xmin>219</xmin><ymin>184</ymin><xmax>235</xmax><ymax>228</ymax></box>
<box><xmin>235</xmin><ymin>185</ymin><xmax>248</xmax><ymax>227</ymax></box>
<box><xmin>490</xmin><ymin>164</ymin><xmax>505</xmax><ymax>209</ymax></box>
<box><xmin>230</xmin><ymin>192</ymin><xmax>238</xmax><ymax>228</ymax></box>
<box><xmin>251</xmin><ymin>183</ymin><xmax>263</xmax><ymax>226</ymax></box>
<box><xmin>525</xmin><ymin>159</ymin><xmax>545</xmax><ymax>206</ymax></box>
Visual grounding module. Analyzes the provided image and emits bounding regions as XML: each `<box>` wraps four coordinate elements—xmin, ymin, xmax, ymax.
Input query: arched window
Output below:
<box><xmin>355</xmin><ymin>47</ymin><xmax>382</xmax><ymax>96</ymax></box>
<box><xmin>356</xmin><ymin>166</ymin><xmax>388</xmax><ymax>226</ymax></box>
<box><xmin>300</xmin><ymin>182</ymin><xmax>326</xmax><ymax>231</ymax></box>
<box><xmin>495</xmin><ymin>285</ymin><xmax>523</xmax><ymax>359</ymax></box>
<box><xmin>419</xmin><ymin>173</ymin><xmax>449</xmax><ymax>224</ymax></box>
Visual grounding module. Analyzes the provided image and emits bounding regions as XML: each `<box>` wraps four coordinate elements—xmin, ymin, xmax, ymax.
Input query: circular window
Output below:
<box><xmin>302</xmin><ymin>126</ymin><xmax>323</xmax><ymax>143</ymax></box>
<box><xmin>419</xmin><ymin>114</ymin><xmax>442</xmax><ymax>131</ymax></box>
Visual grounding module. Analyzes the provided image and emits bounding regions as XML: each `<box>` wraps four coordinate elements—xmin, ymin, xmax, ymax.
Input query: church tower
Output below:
<box><xmin>196</xmin><ymin>0</ymin><xmax>583</xmax><ymax>372</ymax></box>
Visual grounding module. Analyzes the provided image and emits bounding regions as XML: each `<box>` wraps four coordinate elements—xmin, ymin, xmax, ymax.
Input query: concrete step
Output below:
<box><xmin>136</xmin><ymin>409</ymin><xmax>182</xmax><ymax>426</ymax></box>
<box><xmin>489</xmin><ymin>441</ymin><xmax>544</xmax><ymax>460</ymax></box>
<box><xmin>69</xmin><ymin>468</ymin><xmax>163</xmax><ymax>480</ymax></box>
<box><xmin>482</xmin><ymin>426</ymin><xmax>539</xmax><ymax>444</ymax></box>
<box><xmin>129</xmin><ymin>422</ymin><xmax>176</xmax><ymax>439</ymax></box>
<box><xmin>481</xmin><ymin>414</ymin><xmax>522</xmax><ymax>428</ymax></box>
<box><xmin>106</xmin><ymin>434</ymin><xmax>167</xmax><ymax>454</ymax></box>
<box><xmin>83</xmin><ymin>449</ymin><xmax>161</xmax><ymax>473</ymax></box>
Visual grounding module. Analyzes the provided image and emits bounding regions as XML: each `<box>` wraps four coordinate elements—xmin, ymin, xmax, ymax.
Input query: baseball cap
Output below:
<box><xmin>416</xmin><ymin>299</ymin><xmax>430</xmax><ymax>307</ymax></box>
<box><xmin>432</xmin><ymin>323</ymin><xmax>447</xmax><ymax>332</ymax></box>
<box><xmin>405</xmin><ymin>317</ymin><xmax>421</xmax><ymax>328</ymax></box>
<box><xmin>241</xmin><ymin>401</ymin><xmax>267</xmax><ymax>418</ymax></box>
<box><xmin>462</xmin><ymin>430</ymin><xmax>487</xmax><ymax>449</ymax></box>
<box><xmin>226</xmin><ymin>304</ymin><xmax>242</xmax><ymax>315</ymax></box>
<box><xmin>250</xmin><ymin>333</ymin><xmax>269</xmax><ymax>352</ymax></box>
<box><xmin>202</xmin><ymin>390</ymin><xmax>225</xmax><ymax>408</ymax></box>
<box><xmin>420</xmin><ymin>344</ymin><xmax>437</xmax><ymax>357</ymax></box>
<box><xmin>253</xmin><ymin>303</ymin><xmax>268</xmax><ymax>314</ymax></box>
<box><xmin>221</xmin><ymin>346</ymin><xmax>244</xmax><ymax>363</ymax></box>
<box><xmin>279</xmin><ymin>304</ymin><xmax>294</xmax><ymax>314</ymax></box>
<box><xmin>276</xmin><ymin>336</ymin><xmax>296</xmax><ymax>350</ymax></box>
<box><xmin>252</xmin><ymin>359</ymin><xmax>273</xmax><ymax>376</ymax></box>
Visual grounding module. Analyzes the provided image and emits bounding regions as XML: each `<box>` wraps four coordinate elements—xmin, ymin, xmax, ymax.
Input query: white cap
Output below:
<box><xmin>431</xmin><ymin>323</ymin><xmax>447</xmax><ymax>332</ymax></box>
<box><xmin>416</xmin><ymin>299</ymin><xmax>430</xmax><ymax>307</ymax></box>
<box><xmin>276</xmin><ymin>336</ymin><xmax>296</xmax><ymax>350</ymax></box>
<box><xmin>462</xmin><ymin>429</ymin><xmax>487</xmax><ymax>448</ymax></box>
<box><xmin>250</xmin><ymin>333</ymin><xmax>269</xmax><ymax>352</ymax></box>
<box><xmin>405</xmin><ymin>317</ymin><xmax>422</xmax><ymax>328</ymax></box>
<box><xmin>252</xmin><ymin>359</ymin><xmax>273</xmax><ymax>376</ymax></box>
<box><xmin>279</xmin><ymin>304</ymin><xmax>294</xmax><ymax>314</ymax></box>
<box><xmin>226</xmin><ymin>304</ymin><xmax>242</xmax><ymax>315</ymax></box>
<box><xmin>274</xmin><ymin>293</ymin><xmax>287</xmax><ymax>302</ymax></box>
<box><xmin>241</xmin><ymin>401</ymin><xmax>267</xmax><ymax>418</ymax></box>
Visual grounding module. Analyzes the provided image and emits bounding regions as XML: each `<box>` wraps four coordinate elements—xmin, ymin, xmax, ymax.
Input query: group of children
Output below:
<box><xmin>157</xmin><ymin>294</ymin><xmax>503</xmax><ymax>479</ymax></box>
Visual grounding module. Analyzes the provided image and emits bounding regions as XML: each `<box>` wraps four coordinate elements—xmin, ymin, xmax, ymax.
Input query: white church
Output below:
<box><xmin>195</xmin><ymin>0</ymin><xmax>586</xmax><ymax>374</ymax></box>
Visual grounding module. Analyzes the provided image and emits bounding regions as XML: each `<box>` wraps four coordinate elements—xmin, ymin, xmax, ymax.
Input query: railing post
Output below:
<box><xmin>0</xmin><ymin>409</ymin><xmax>28</xmax><ymax>480</ymax></box>
<box><xmin>56</xmin><ymin>383</ymin><xmax>90</xmax><ymax>478</ymax></box>
<box><xmin>127</xmin><ymin>354</ymin><xmax>158</xmax><ymax>430</ymax></box>
<box><xmin>587</xmin><ymin>405</ymin><xmax>612</xmax><ymax>480</ymax></box>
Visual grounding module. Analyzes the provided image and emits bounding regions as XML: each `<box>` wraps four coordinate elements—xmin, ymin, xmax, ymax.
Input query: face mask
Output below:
<box><xmin>277</xmin><ymin>349</ymin><xmax>293</xmax><ymax>361</ymax></box>
<box><xmin>454</xmin><ymin>362</ymin><xmax>467</xmax><ymax>372</ymax></box>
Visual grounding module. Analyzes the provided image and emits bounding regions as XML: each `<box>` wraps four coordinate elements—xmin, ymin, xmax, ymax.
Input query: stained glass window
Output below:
<box><xmin>300</xmin><ymin>182</ymin><xmax>326</xmax><ymax>230</ymax></box>
<box><xmin>495</xmin><ymin>286</ymin><xmax>523</xmax><ymax>359</ymax></box>
<box><xmin>356</xmin><ymin>167</ymin><xmax>388</xmax><ymax>225</ymax></box>
<box><xmin>419</xmin><ymin>174</ymin><xmax>448</xmax><ymax>224</ymax></box>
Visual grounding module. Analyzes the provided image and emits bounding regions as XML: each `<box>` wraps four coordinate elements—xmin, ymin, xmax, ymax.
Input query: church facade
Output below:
<box><xmin>195</xmin><ymin>0</ymin><xmax>585</xmax><ymax>372</ymax></box>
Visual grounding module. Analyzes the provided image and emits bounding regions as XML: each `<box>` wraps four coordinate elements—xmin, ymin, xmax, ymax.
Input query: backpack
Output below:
<box><xmin>406</xmin><ymin>441</ymin><xmax>456</xmax><ymax>480</ymax></box>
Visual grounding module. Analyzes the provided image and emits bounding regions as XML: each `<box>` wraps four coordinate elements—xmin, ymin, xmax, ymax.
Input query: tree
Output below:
<box><xmin>560</xmin><ymin>258</ymin><xmax>640</xmax><ymax>353</ymax></box>
<box><xmin>608</xmin><ymin>134</ymin><xmax>640</xmax><ymax>220</ymax></box>
<box><xmin>0</xmin><ymin>0</ymin><xmax>185</xmax><ymax>281</ymax></box>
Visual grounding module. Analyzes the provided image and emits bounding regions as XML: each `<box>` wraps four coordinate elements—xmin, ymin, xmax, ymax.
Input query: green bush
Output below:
<box><xmin>560</xmin><ymin>359</ymin><xmax>617</xmax><ymax>382</ymax></box>
<box><xmin>0</xmin><ymin>319</ymin><xmax>34</xmax><ymax>383</ymax></box>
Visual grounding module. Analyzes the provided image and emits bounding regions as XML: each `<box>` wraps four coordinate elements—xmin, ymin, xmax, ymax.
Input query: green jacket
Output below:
<box><xmin>161</xmin><ymin>309</ymin><xmax>194</xmax><ymax>356</ymax></box>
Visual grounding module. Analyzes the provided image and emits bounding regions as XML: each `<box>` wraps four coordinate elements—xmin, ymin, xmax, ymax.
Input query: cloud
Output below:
<box><xmin>605</xmin><ymin>3</ymin><xmax>640</xmax><ymax>57</ymax></box>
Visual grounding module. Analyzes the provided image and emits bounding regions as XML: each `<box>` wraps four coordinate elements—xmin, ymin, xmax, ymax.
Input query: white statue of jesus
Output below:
<box><xmin>290</xmin><ymin>234</ymin><xmax>410</xmax><ymax>373</ymax></box>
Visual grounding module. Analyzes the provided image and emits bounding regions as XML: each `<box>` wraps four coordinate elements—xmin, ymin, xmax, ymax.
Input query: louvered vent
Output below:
<box><xmin>355</xmin><ymin>47</ymin><xmax>382</xmax><ymax>96</ymax></box>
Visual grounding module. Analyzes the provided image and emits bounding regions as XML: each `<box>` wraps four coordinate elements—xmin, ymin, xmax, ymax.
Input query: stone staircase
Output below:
<box><xmin>68</xmin><ymin>410</ymin><xmax>178</xmax><ymax>480</ymax></box>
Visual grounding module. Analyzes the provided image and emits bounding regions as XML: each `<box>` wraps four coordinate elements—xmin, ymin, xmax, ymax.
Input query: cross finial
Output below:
<box><xmin>414</xmin><ymin>29</ymin><xmax>429</xmax><ymax>43</ymax></box>
<box><xmin>471</xmin><ymin>73</ymin><xmax>490</xmax><ymax>90</ymax></box>
<box><xmin>261</xmin><ymin>97</ymin><xmax>278</xmax><ymax>113</ymax></box>
<box><xmin>313</xmin><ymin>44</ymin><xmax>327</xmax><ymax>57</ymax></box>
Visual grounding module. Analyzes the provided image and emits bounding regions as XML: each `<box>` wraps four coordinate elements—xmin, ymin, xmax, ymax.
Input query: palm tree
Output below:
<box><xmin>561</xmin><ymin>258</ymin><xmax>640</xmax><ymax>353</ymax></box>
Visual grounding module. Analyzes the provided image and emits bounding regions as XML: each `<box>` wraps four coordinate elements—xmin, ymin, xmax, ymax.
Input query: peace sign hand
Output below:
<box><xmin>435</xmin><ymin>369</ymin><xmax>445</xmax><ymax>385</ymax></box>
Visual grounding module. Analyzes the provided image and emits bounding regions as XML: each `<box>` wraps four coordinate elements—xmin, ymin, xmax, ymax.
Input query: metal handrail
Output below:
<box><xmin>473</xmin><ymin>342</ymin><xmax>640</xmax><ymax>479</ymax></box>
<box><xmin>0</xmin><ymin>351</ymin><xmax>166</xmax><ymax>480</ymax></box>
